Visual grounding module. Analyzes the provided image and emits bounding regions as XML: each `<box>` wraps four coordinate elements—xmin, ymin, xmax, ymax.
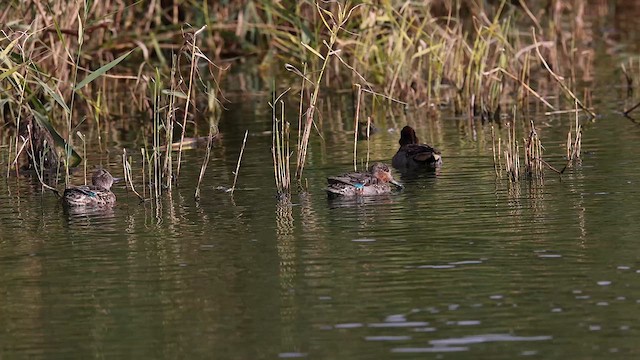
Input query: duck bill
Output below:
<box><xmin>390</xmin><ymin>179</ymin><xmax>404</xmax><ymax>189</ymax></box>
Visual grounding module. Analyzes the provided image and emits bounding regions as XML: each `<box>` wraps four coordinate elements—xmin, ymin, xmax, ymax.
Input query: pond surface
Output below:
<box><xmin>3</xmin><ymin>93</ymin><xmax>640</xmax><ymax>359</ymax></box>
<box><xmin>4</xmin><ymin>8</ymin><xmax>640</xmax><ymax>360</ymax></box>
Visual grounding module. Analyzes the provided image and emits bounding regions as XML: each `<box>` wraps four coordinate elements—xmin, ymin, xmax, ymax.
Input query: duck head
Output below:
<box><xmin>92</xmin><ymin>169</ymin><xmax>114</xmax><ymax>190</ymax></box>
<box><xmin>399</xmin><ymin>125</ymin><xmax>420</xmax><ymax>146</ymax></box>
<box><xmin>369</xmin><ymin>162</ymin><xmax>403</xmax><ymax>189</ymax></box>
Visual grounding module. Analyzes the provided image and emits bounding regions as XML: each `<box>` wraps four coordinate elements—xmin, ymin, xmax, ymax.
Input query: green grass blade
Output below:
<box><xmin>0</xmin><ymin>64</ymin><xmax>21</xmax><ymax>81</ymax></box>
<box><xmin>34</xmin><ymin>77</ymin><xmax>71</xmax><ymax>114</ymax></box>
<box><xmin>74</xmin><ymin>50</ymin><xmax>134</xmax><ymax>91</ymax></box>
<box><xmin>0</xmin><ymin>37</ymin><xmax>20</xmax><ymax>60</ymax></box>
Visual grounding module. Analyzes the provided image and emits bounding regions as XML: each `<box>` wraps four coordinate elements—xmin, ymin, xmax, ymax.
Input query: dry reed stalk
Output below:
<box><xmin>63</xmin><ymin>3</ymin><xmax>87</xmax><ymax>186</ymax></box>
<box><xmin>194</xmin><ymin>125</ymin><xmax>216</xmax><ymax>200</ymax></box>
<box><xmin>271</xmin><ymin>89</ymin><xmax>291</xmax><ymax>195</ymax></box>
<box><xmin>152</xmin><ymin>69</ymin><xmax>161</xmax><ymax>200</ymax></box>
<box><xmin>524</xmin><ymin>120</ymin><xmax>544</xmax><ymax>179</ymax></box>
<box><xmin>491</xmin><ymin>124</ymin><xmax>499</xmax><ymax>178</ymax></box>
<box><xmin>503</xmin><ymin>120</ymin><xmax>520</xmax><ymax>182</ymax></box>
<box><xmin>122</xmin><ymin>148</ymin><xmax>144</xmax><ymax>201</ymax></box>
<box><xmin>365</xmin><ymin>116</ymin><xmax>371</xmax><ymax>169</ymax></box>
<box><xmin>532</xmin><ymin>29</ymin><xmax>596</xmax><ymax>119</ymax></box>
<box><xmin>229</xmin><ymin>130</ymin><xmax>249</xmax><ymax>195</ymax></box>
<box><xmin>295</xmin><ymin>1</ymin><xmax>360</xmax><ymax>185</ymax></box>
<box><xmin>281</xmin><ymin>100</ymin><xmax>291</xmax><ymax>193</ymax></box>
<box><xmin>623</xmin><ymin>102</ymin><xmax>640</xmax><ymax>116</ymax></box>
<box><xmin>353</xmin><ymin>84</ymin><xmax>362</xmax><ymax>171</ymax></box>
<box><xmin>495</xmin><ymin>68</ymin><xmax>555</xmax><ymax>111</ymax></box>
<box><xmin>176</xmin><ymin>25</ymin><xmax>207</xmax><ymax>182</ymax></box>
<box><xmin>163</xmin><ymin>55</ymin><xmax>178</xmax><ymax>192</ymax></box>
<box><xmin>140</xmin><ymin>148</ymin><xmax>146</xmax><ymax>198</ymax></box>
<box><xmin>76</xmin><ymin>131</ymin><xmax>87</xmax><ymax>185</ymax></box>
<box><xmin>6</xmin><ymin>139</ymin><xmax>12</xmax><ymax>179</ymax></box>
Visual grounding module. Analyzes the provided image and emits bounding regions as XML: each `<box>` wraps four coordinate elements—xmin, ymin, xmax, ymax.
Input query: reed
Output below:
<box><xmin>503</xmin><ymin>121</ymin><xmax>520</xmax><ymax>182</ymax></box>
<box><xmin>0</xmin><ymin>0</ymin><xmax>599</xmax><ymax>202</ymax></box>
<box><xmin>229</xmin><ymin>130</ymin><xmax>249</xmax><ymax>195</ymax></box>
<box><xmin>176</xmin><ymin>25</ymin><xmax>207</xmax><ymax>182</ymax></box>
<box><xmin>194</xmin><ymin>84</ymin><xmax>223</xmax><ymax>199</ymax></box>
<box><xmin>162</xmin><ymin>55</ymin><xmax>179</xmax><ymax>192</ymax></box>
<box><xmin>122</xmin><ymin>148</ymin><xmax>144</xmax><ymax>202</ymax></box>
<box><xmin>566</xmin><ymin>100</ymin><xmax>582</xmax><ymax>163</ymax></box>
<box><xmin>151</xmin><ymin>68</ymin><xmax>162</xmax><ymax>200</ymax></box>
<box><xmin>524</xmin><ymin>120</ymin><xmax>544</xmax><ymax>180</ymax></box>
<box><xmin>353</xmin><ymin>84</ymin><xmax>362</xmax><ymax>172</ymax></box>
<box><xmin>270</xmin><ymin>89</ymin><xmax>291</xmax><ymax>195</ymax></box>
<box><xmin>294</xmin><ymin>2</ymin><xmax>366</xmax><ymax>186</ymax></box>
<box><xmin>76</xmin><ymin>131</ymin><xmax>87</xmax><ymax>185</ymax></box>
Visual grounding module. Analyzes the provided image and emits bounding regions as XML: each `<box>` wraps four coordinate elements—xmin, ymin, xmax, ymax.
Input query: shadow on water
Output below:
<box><xmin>63</xmin><ymin>205</ymin><xmax>116</xmax><ymax>225</ymax></box>
<box><xmin>326</xmin><ymin>194</ymin><xmax>398</xmax><ymax>209</ymax></box>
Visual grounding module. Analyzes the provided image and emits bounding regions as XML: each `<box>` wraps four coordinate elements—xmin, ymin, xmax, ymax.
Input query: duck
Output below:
<box><xmin>63</xmin><ymin>169</ymin><xmax>116</xmax><ymax>207</ymax></box>
<box><xmin>358</xmin><ymin>119</ymin><xmax>378</xmax><ymax>140</ymax></box>
<box><xmin>391</xmin><ymin>125</ymin><xmax>442</xmax><ymax>169</ymax></box>
<box><xmin>326</xmin><ymin>162</ymin><xmax>403</xmax><ymax>197</ymax></box>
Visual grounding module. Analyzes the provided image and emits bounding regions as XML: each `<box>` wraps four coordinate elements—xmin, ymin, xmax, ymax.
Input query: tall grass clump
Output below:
<box><xmin>271</xmin><ymin>89</ymin><xmax>291</xmax><ymax>197</ymax></box>
<box><xmin>270</xmin><ymin>1</ymin><xmax>364</xmax><ymax>194</ymax></box>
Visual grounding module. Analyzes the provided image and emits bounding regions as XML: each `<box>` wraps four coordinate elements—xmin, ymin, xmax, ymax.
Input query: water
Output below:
<box><xmin>4</xmin><ymin>12</ymin><xmax>640</xmax><ymax>360</ymax></box>
<box><xmin>3</xmin><ymin>98</ymin><xmax>640</xmax><ymax>359</ymax></box>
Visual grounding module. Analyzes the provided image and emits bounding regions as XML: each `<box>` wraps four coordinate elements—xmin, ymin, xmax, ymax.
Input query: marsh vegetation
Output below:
<box><xmin>0</xmin><ymin>0</ymin><xmax>629</xmax><ymax>197</ymax></box>
<box><xmin>3</xmin><ymin>2</ymin><xmax>640</xmax><ymax>358</ymax></box>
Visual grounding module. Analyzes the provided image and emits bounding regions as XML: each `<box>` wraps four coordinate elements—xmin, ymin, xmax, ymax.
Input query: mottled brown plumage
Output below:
<box><xmin>327</xmin><ymin>163</ymin><xmax>403</xmax><ymax>197</ymax></box>
<box><xmin>63</xmin><ymin>169</ymin><xmax>116</xmax><ymax>207</ymax></box>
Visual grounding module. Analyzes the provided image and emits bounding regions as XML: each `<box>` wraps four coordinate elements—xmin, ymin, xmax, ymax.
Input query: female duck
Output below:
<box><xmin>391</xmin><ymin>125</ymin><xmax>442</xmax><ymax>169</ymax></box>
<box><xmin>63</xmin><ymin>169</ymin><xmax>116</xmax><ymax>207</ymax></box>
<box><xmin>327</xmin><ymin>162</ymin><xmax>403</xmax><ymax>197</ymax></box>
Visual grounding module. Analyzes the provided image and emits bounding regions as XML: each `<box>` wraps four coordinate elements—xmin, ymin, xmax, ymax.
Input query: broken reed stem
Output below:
<box><xmin>353</xmin><ymin>84</ymin><xmax>362</xmax><ymax>171</ymax></box>
<box><xmin>194</xmin><ymin>125</ymin><xmax>216</xmax><ymax>200</ymax></box>
<box><xmin>624</xmin><ymin>101</ymin><xmax>640</xmax><ymax>116</ymax></box>
<box><xmin>532</xmin><ymin>29</ymin><xmax>596</xmax><ymax>118</ymax></box>
<box><xmin>123</xmin><ymin>148</ymin><xmax>144</xmax><ymax>201</ymax></box>
<box><xmin>497</xmin><ymin>68</ymin><xmax>555</xmax><ymax>111</ymax></box>
<box><xmin>176</xmin><ymin>25</ymin><xmax>207</xmax><ymax>182</ymax></box>
<box><xmin>229</xmin><ymin>130</ymin><xmax>249</xmax><ymax>195</ymax></box>
<box><xmin>11</xmin><ymin>136</ymin><xmax>28</xmax><ymax>174</ymax></box>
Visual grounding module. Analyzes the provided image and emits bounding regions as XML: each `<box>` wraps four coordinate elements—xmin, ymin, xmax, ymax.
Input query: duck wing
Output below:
<box><xmin>328</xmin><ymin>172</ymin><xmax>376</xmax><ymax>187</ymax></box>
<box><xmin>404</xmin><ymin>144</ymin><xmax>441</xmax><ymax>163</ymax></box>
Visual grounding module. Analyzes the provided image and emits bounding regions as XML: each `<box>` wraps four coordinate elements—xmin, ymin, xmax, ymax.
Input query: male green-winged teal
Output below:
<box><xmin>63</xmin><ymin>169</ymin><xmax>116</xmax><ymax>207</ymax></box>
<box><xmin>326</xmin><ymin>162</ymin><xmax>403</xmax><ymax>197</ymax></box>
<box><xmin>391</xmin><ymin>125</ymin><xmax>442</xmax><ymax>169</ymax></box>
